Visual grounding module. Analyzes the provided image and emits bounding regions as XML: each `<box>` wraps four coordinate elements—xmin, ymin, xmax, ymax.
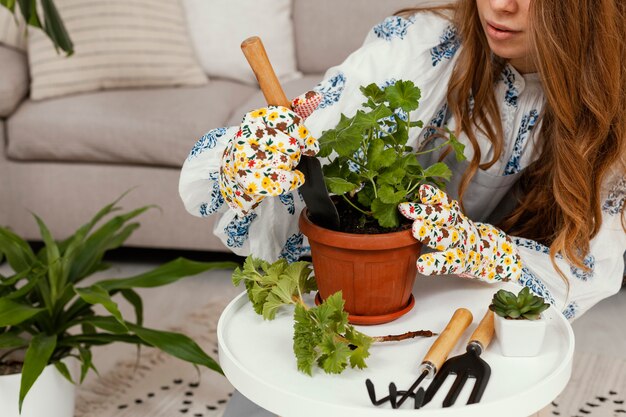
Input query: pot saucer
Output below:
<box><xmin>314</xmin><ymin>293</ymin><xmax>415</xmax><ymax>325</ymax></box>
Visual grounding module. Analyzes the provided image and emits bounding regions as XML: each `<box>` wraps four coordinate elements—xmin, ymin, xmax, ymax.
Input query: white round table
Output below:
<box><xmin>218</xmin><ymin>276</ymin><xmax>574</xmax><ymax>417</ymax></box>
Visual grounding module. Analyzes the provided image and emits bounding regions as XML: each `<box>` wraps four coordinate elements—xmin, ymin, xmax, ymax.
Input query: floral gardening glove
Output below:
<box><xmin>219</xmin><ymin>91</ymin><xmax>322</xmax><ymax>217</ymax></box>
<box><xmin>398</xmin><ymin>184</ymin><xmax>522</xmax><ymax>282</ymax></box>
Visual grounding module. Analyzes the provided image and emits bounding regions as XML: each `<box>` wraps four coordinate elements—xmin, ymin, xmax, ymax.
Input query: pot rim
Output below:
<box><xmin>299</xmin><ymin>208</ymin><xmax>419</xmax><ymax>250</ymax></box>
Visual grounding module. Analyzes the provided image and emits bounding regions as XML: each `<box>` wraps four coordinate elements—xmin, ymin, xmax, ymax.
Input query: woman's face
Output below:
<box><xmin>476</xmin><ymin>0</ymin><xmax>535</xmax><ymax>73</ymax></box>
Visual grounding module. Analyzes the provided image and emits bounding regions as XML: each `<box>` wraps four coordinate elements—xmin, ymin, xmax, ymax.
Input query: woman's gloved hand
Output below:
<box><xmin>398</xmin><ymin>184</ymin><xmax>522</xmax><ymax>282</ymax></box>
<box><xmin>219</xmin><ymin>91</ymin><xmax>322</xmax><ymax>216</ymax></box>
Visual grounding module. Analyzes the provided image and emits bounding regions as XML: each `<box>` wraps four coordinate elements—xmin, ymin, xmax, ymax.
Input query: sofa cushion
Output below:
<box><xmin>293</xmin><ymin>0</ymin><xmax>435</xmax><ymax>74</ymax></box>
<box><xmin>226</xmin><ymin>74</ymin><xmax>324</xmax><ymax>126</ymax></box>
<box><xmin>27</xmin><ymin>0</ymin><xmax>207</xmax><ymax>101</ymax></box>
<box><xmin>7</xmin><ymin>80</ymin><xmax>258</xmax><ymax>168</ymax></box>
<box><xmin>0</xmin><ymin>46</ymin><xmax>29</xmax><ymax>118</ymax></box>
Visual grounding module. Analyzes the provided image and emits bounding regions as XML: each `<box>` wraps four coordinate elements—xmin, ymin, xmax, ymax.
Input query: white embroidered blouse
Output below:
<box><xmin>179</xmin><ymin>13</ymin><xmax>626</xmax><ymax>321</ymax></box>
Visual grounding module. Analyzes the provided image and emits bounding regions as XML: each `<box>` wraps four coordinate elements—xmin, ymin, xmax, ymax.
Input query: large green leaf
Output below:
<box><xmin>33</xmin><ymin>214</ymin><xmax>62</xmax><ymax>302</ymax></box>
<box><xmin>325</xmin><ymin>177</ymin><xmax>357</xmax><ymax>196</ymax></box>
<box><xmin>58</xmin><ymin>333</ymin><xmax>144</xmax><ymax>347</ymax></box>
<box><xmin>19</xmin><ymin>335</ymin><xmax>57</xmax><ymax>411</ymax></box>
<box><xmin>74</xmin><ymin>285</ymin><xmax>126</xmax><ymax>327</ymax></box>
<box><xmin>96</xmin><ymin>258</ymin><xmax>238</xmax><ymax>291</ymax></box>
<box><xmin>0</xmin><ymin>331</ymin><xmax>28</xmax><ymax>349</ymax></box>
<box><xmin>128</xmin><ymin>323</ymin><xmax>223</xmax><ymax>374</ymax></box>
<box><xmin>384</xmin><ymin>80</ymin><xmax>421</xmax><ymax>113</ymax></box>
<box><xmin>0</xmin><ymin>227</ymin><xmax>36</xmax><ymax>272</ymax></box>
<box><xmin>0</xmin><ymin>298</ymin><xmax>45</xmax><ymax>326</ymax></box>
<box><xmin>69</xmin><ymin>206</ymin><xmax>153</xmax><ymax>282</ymax></box>
<box><xmin>40</xmin><ymin>0</ymin><xmax>73</xmax><ymax>54</ymax></box>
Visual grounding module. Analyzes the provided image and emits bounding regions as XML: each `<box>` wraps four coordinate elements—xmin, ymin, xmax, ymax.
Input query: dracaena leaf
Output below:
<box><xmin>19</xmin><ymin>334</ymin><xmax>57</xmax><ymax>411</ymax></box>
<box><xmin>0</xmin><ymin>298</ymin><xmax>45</xmax><ymax>326</ymax></box>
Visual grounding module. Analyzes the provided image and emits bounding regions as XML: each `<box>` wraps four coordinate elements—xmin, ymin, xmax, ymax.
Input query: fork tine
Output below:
<box><xmin>467</xmin><ymin>364</ymin><xmax>491</xmax><ymax>404</ymax></box>
<box><xmin>442</xmin><ymin>371</ymin><xmax>469</xmax><ymax>408</ymax></box>
<box><xmin>422</xmin><ymin>360</ymin><xmax>454</xmax><ymax>406</ymax></box>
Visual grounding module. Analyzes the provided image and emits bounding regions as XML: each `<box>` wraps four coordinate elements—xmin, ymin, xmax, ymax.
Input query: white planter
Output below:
<box><xmin>0</xmin><ymin>362</ymin><xmax>76</xmax><ymax>417</ymax></box>
<box><xmin>494</xmin><ymin>314</ymin><xmax>547</xmax><ymax>357</ymax></box>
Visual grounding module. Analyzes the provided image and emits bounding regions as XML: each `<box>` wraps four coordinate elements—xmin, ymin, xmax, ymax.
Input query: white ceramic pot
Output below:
<box><xmin>494</xmin><ymin>314</ymin><xmax>547</xmax><ymax>357</ymax></box>
<box><xmin>0</xmin><ymin>362</ymin><xmax>76</xmax><ymax>417</ymax></box>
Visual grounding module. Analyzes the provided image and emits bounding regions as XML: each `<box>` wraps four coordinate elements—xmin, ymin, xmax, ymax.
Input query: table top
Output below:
<box><xmin>218</xmin><ymin>276</ymin><xmax>574</xmax><ymax>417</ymax></box>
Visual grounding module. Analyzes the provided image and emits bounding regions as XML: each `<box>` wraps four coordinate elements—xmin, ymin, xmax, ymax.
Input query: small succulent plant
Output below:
<box><xmin>489</xmin><ymin>287</ymin><xmax>550</xmax><ymax>320</ymax></box>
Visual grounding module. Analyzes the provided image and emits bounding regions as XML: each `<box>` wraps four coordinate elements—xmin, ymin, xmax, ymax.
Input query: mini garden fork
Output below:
<box><xmin>422</xmin><ymin>309</ymin><xmax>495</xmax><ymax>407</ymax></box>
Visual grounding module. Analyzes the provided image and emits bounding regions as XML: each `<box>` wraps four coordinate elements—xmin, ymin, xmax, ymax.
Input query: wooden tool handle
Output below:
<box><xmin>469</xmin><ymin>309</ymin><xmax>495</xmax><ymax>351</ymax></box>
<box><xmin>422</xmin><ymin>308</ymin><xmax>473</xmax><ymax>372</ymax></box>
<box><xmin>241</xmin><ymin>36</ymin><xmax>291</xmax><ymax>107</ymax></box>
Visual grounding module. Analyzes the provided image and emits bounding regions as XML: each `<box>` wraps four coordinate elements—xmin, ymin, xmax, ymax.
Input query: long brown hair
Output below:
<box><xmin>398</xmin><ymin>1</ymin><xmax>626</xmax><ymax>272</ymax></box>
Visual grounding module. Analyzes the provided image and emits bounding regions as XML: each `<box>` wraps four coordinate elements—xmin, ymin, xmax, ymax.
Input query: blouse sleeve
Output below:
<box><xmin>512</xmin><ymin>174</ymin><xmax>626</xmax><ymax>321</ymax></box>
<box><xmin>179</xmin><ymin>12</ymin><xmax>460</xmax><ymax>262</ymax></box>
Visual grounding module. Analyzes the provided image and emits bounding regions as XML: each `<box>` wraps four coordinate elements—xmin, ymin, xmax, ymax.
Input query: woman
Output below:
<box><xmin>180</xmin><ymin>0</ymin><xmax>625</xmax><ymax>412</ymax></box>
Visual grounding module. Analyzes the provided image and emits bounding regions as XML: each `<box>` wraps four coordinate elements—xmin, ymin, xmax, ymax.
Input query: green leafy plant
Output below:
<box><xmin>1</xmin><ymin>0</ymin><xmax>73</xmax><ymax>54</ymax></box>
<box><xmin>232</xmin><ymin>256</ymin><xmax>435</xmax><ymax>375</ymax></box>
<box><xmin>489</xmin><ymin>287</ymin><xmax>550</xmax><ymax>320</ymax></box>
<box><xmin>0</xmin><ymin>196</ymin><xmax>238</xmax><ymax>410</ymax></box>
<box><xmin>318</xmin><ymin>80</ymin><xmax>465</xmax><ymax>230</ymax></box>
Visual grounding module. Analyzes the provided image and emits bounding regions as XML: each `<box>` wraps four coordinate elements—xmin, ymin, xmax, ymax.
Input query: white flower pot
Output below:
<box><xmin>494</xmin><ymin>314</ymin><xmax>547</xmax><ymax>357</ymax></box>
<box><xmin>0</xmin><ymin>362</ymin><xmax>76</xmax><ymax>417</ymax></box>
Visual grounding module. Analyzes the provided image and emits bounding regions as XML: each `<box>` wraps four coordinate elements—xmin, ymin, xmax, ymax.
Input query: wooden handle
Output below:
<box><xmin>469</xmin><ymin>309</ymin><xmax>495</xmax><ymax>351</ymax></box>
<box><xmin>422</xmin><ymin>308</ymin><xmax>473</xmax><ymax>372</ymax></box>
<box><xmin>241</xmin><ymin>36</ymin><xmax>291</xmax><ymax>107</ymax></box>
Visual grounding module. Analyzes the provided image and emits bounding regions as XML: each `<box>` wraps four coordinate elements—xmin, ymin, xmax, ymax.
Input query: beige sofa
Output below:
<box><xmin>0</xmin><ymin>0</ymin><xmax>422</xmax><ymax>252</ymax></box>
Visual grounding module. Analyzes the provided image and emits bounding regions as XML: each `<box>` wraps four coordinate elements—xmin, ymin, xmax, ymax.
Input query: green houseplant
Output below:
<box><xmin>0</xmin><ymin>196</ymin><xmax>238</xmax><ymax>416</ymax></box>
<box><xmin>1</xmin><ymin>0</ymin><xmax>72</xmax><ymax>54</ymax></box>
<box><xmin>489</xmin><ymin>287</ymin><xmax>551</xmax><ymax>357</ymax></box>
<box><xmin>299</xmin><ymin>80</ymin><xmax>465</xmax><ymax>324</ymax></box>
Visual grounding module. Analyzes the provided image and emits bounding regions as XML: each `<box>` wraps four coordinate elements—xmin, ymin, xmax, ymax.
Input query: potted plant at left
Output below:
<box><xmin>0</xmin><ymin>197</ymin><xmax>238</xmax><ymax>417</ymax></box>
<box><xmin>489</xmin><ymin>287</ymin><xmax>551</xmax><ymax>357</ymax></box>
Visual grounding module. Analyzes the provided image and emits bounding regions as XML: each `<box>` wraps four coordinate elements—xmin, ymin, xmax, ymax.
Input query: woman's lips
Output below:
<box><xmin>485</xmin><ymin>20</ymin><xmax>521</xmax><ymax>41</ymax></box>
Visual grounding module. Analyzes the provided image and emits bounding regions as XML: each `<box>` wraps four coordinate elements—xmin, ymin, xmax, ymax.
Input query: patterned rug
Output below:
<box><xmin>75</xmin><ymin>301</ymin><xmax>234</xmax><ymax>417</ymax></box>
<box><xmin>538</xmin><ymin>352</ymin><xmax>626</xmax><ymax>417</ymax></box>
<box><xmin>74</xmin><ymin>299</ymin><xmax>626</xmax><ymax>417</ymax></box>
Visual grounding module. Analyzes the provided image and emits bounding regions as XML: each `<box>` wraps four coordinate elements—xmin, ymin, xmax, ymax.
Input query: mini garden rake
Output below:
<box><xmin>365</xmin><ymin>308</ymin><xmax>473</xmax><ymax>409</ymax></box>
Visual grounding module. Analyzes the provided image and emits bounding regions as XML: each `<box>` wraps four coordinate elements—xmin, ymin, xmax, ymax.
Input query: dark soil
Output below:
<box><xmin>0</xmin><ymin>361</ymin><xmax>23</xmax><ymax>376</ymax></box>
<box><xmin>332</xmin><ymin>197</ymin><xmax>412</xmax><ymax>234</ymax></box>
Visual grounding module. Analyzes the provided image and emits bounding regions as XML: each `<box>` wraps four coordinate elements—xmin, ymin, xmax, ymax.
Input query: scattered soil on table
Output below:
<box><xmin>0</xmin><ymin>361</ymin><xmax>24</xmax><ymax>376</ymax></box>
<box><xmin>332</xmin><ymin>197</ymin><xmax>412</xmax><ymax>234</ymax></box>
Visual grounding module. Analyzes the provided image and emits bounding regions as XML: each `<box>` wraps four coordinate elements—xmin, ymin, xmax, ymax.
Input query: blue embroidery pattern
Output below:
<box><xmin>224</xmin><ymin>213</ymin><xmax>257</xmax><ymax>248</ymax></box>
<box><xmin>188</xmin><ymin>127</ymin><xmax>228</xmax><ymax>161</ymax></box>
<box><xmin>372</xmin><ymin>15</ymin><xmax>416</xmax><ymax>41</ymax></box>
<box><xmin>423</xmin><ymin>103</ymin><xmax>448</xmax><ymax>140</ymax></box>
<box><xmin>500</xmin><ymin>66</ymin><xmax>519</xmax><ymax>107</ymax></box>
<box><xmin>430</xmin><ymin>25</ymin><xmax>460</xmax><ymax>67</ymax></box>
<box><xmin>504</xmin><ymin>109</ymin><xmax>539</xmax><ymax>175</ymax></box>
<box><xmin>562</xmin><ymin>302</ymin><xmax>578</xmax><ymax>320</ymax></box>
<box><xmin>513</xmin><ymin>237</ymin><xmax>551</xmax><ymax>255</ymax></box>
<box><xmin>314</xmin><ymin>73</ymin><xmax>346</xmax><ymax>109</ymax></box>
<box><xmin>279</xmin><ymin>193</ymin><xmax>296</xmax><ymax>215</ymax></box>
<box><xmin>280</xmin><ymin>233</ymin><xmax>310</xmax><ymax>263</ymax></box>
<box><xmin>570</xmin><ymin>254</ymin><xmax>595</xmax><ymax>281</ymax></box>
<box><xmin>519</xmin><ymin>267</ymin><xmax>556</xmax><ymax>306</ymax></box>
<box><xmin>199</xmin><ymin>171</ymin><xmax>224</xmax><ymax>216</ymax></box>
<box><xmin>602</xmin><ymin>176</ymin><xmax>626</xmax><ymax>215</ymax></box>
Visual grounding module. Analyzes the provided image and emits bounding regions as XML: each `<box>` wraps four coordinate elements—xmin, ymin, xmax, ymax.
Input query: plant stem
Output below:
<box><xmin>414</xmin><ymin>139</ymin><xmax>451</xmax><ymax>156</ymax></box>
<box><xmin>371</xmin><ymin>330</ymin><xmax>437</xmax><ymax>343</ymax></box>
<box><xmin>341</xmin><ymin>195</ymin><xmax>370</xmax><ymax>215</ymax></box>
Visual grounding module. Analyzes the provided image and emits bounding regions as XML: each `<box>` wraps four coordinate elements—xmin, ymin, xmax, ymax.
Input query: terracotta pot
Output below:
<box><xmin>299</xmin><ymin>209</ymin><xmax>421</xmax><ymax>325</ymax></box>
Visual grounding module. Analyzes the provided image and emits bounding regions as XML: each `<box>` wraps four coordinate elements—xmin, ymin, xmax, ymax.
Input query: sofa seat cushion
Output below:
<box><xmin>7</xmin><ymin>80</ymin><xmax>258</xmax><ymax>168</ymax></box>
<box><xmin>226</xmin><ymin>75</ymin><xmax>324</xmax><ymax>126</ymax></box>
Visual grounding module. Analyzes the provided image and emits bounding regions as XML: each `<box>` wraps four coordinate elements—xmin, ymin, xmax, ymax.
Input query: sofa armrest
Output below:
<box><xmin>0</xmin><ymin>44</ymin><xmax>29</xmax><ymax>118</ymax></box>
